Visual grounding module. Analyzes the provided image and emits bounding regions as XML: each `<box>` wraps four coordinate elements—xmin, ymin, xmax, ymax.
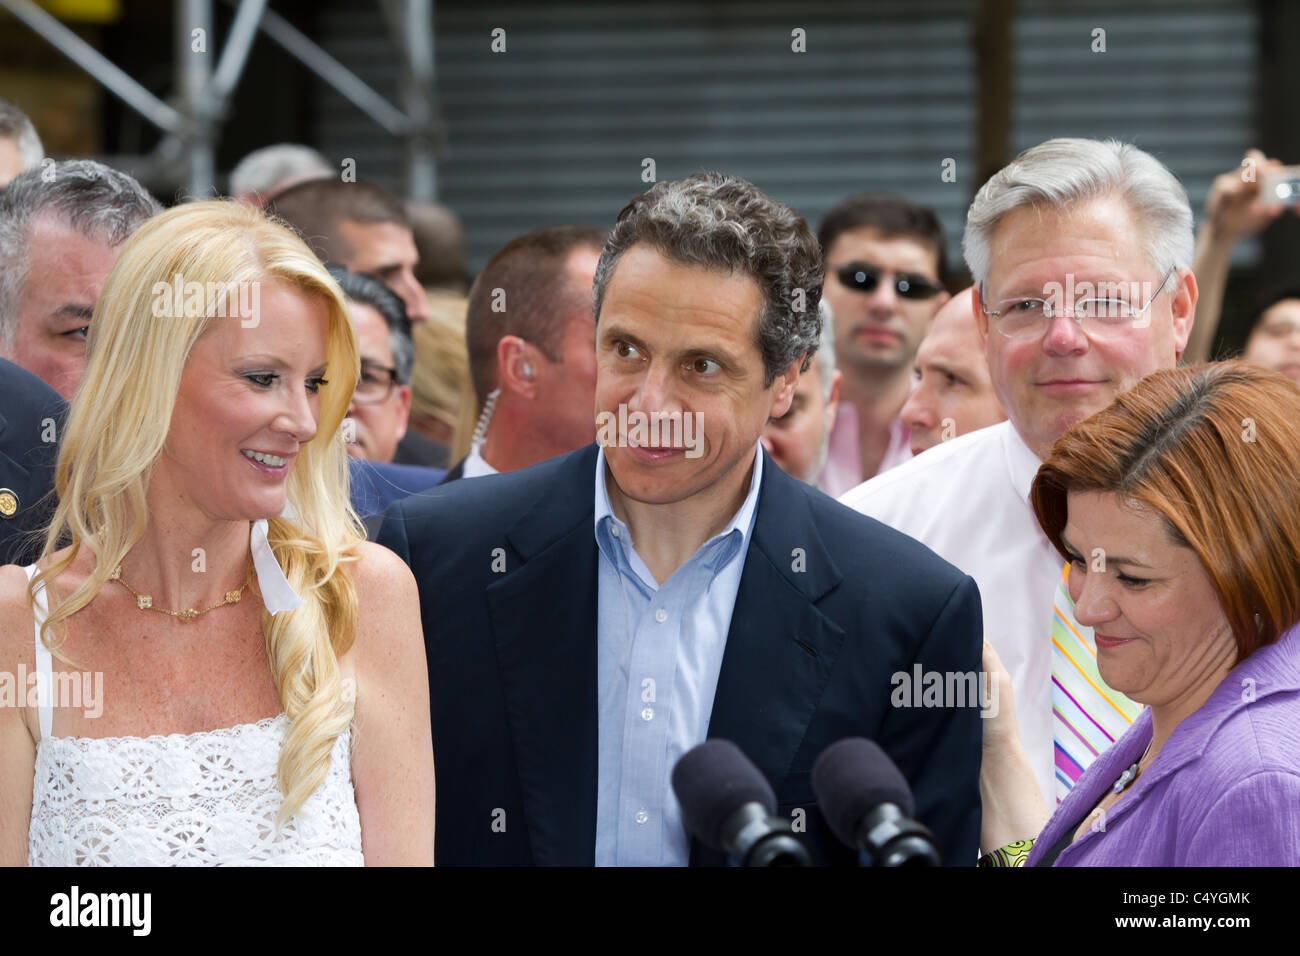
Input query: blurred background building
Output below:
<box><xmin>1</xmin><ymin>0</ymin><xmax>1291</xmax><ymax>351</ymax></box>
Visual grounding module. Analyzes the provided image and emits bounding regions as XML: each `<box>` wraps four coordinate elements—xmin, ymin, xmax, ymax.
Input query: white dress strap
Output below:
<box><xmin>23</xmin><ymin>564</ymin><xmax>53</xmax><ymax>742</ymax></box>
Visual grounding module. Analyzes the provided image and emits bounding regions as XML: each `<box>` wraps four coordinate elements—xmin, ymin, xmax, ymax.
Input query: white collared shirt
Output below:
<box><xmin>839</xmin><ymin>420</ymin><xmax>1058</xmax><ymax>806</ymax></box>
<box><xmin>461</xmin><ymin>444</ymin><xmax>499</xmax><ymax>479</ymax></box>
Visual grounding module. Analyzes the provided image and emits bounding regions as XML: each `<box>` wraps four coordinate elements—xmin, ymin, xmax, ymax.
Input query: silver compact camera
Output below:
<box><xmin>1261</xmin><ymin>165</ymin><xmax>1300</xmax><ymax>206</ymax></box>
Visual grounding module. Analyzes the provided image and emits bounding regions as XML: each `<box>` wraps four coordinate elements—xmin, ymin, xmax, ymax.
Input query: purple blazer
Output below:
<box><xmin>1027</xmin><ymin>624</ymin><xmax>1300</xmax><ymax>866</ymax></box>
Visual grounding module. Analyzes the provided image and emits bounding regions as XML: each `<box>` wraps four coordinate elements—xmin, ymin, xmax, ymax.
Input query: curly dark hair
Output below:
<box><xmin>592</xmin><ymin>171</ymin><xmax>824</xmax><ymax>387</ymax></box>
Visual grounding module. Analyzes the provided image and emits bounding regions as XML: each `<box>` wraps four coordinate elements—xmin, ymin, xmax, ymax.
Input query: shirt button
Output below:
<box><xmin>655</xmin><ymin>608</ymin><xmax>667</xmax><ymax>623</ymax></box>
<box><xmin>641</xmin><ymin>706</ymin><xmax>654</xmax><ymax>721</ymax></box>
<box><xmin>611</xmin><ymin>526</ymin><xmax>621</xmax><ymax>538</ymax></box>
<box><xmin>634</xmin><ymin>809</ymin><xmax>649</xmax><ymax>825</ymax></box>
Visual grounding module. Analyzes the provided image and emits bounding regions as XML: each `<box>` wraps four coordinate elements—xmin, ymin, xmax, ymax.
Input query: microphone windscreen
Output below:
<box><xmin>671</xmin><ymin>739</ymin><xmax>777</xmax><ymax>849</ymax></box>
<box><xmin>811</xmin><ymin>738</ymin><xmax>915</xmax><ymax>848</ymax></box>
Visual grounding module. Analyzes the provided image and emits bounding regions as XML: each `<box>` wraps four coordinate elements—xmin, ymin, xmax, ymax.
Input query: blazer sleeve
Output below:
<box><xmin>373</xmin><ymin>498</ymin><xmax>413</xmax><ymax>567</ymax></box>
<box><xmin>876</xmin><ymin>574</ymin><xmax>984</xmax><ymax>866</ymax></box>
<box><xmin>1184</xmin><ymin>771</ymin><xmax>1300</xmax><ymax>865</ymax></box>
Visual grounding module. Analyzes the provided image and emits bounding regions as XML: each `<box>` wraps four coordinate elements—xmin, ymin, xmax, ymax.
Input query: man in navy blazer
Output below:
<box><xmin>0</xmin><ymin>357</ymin><xmax>65</xmax><ymax>567</ymax></box>
<box><xmin>376</xmin><ymin>172</ymin><xmax>983</xmax><ymax>866</ymax></box>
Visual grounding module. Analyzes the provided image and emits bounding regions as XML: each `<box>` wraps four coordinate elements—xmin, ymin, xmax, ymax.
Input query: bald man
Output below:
<box><xmin>900</xmin><ymin>287</ymin><xmax>1005</xmax><ymax>456</ymax></box>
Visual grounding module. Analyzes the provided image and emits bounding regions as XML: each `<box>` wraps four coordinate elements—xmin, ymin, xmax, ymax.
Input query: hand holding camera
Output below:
<box><xmin>1206</xmin><ymin>148</ymin><xmax>1293</xmax><ymax>240</ymax></box>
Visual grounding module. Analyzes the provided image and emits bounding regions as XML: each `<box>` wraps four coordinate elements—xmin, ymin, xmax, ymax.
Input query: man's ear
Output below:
<box><xmin>825</xmin><ymin>368</ymin><xmax>843</xmax><ymax>434</ymax></box>
<box><xmin>1170</xmin><ymin>269</ymin><xmax>1199</xmax><ymax>363</ymax></box>
<box><xmin>394</xmin><ymin>383</ymin><xmax>412</xmax><ymax>440</ymax></box>
<box><xmin>769</xmin><ymin>352</ymin><xmax>805</xmax><ymax>419</ymax></box>
<box><xmin>497</xmin><ymin>335</ymin><xmax>539</xmax><ymax>398</ymax></box>
<box><xmin>970</xmin><ymin>285</ymin><xmax>989</xmax><ymax>344</ymax></box>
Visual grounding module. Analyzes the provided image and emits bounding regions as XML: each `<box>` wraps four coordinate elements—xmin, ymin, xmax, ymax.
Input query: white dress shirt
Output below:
<box><xmin>839</xmin><ymin>420</ymin><xmax>1057</xmax><ymax>806</ymax></box>
<box><xmin>461</xmin><ymin>444</ymin><xmax>498</xmax><ymax>479</ymax></box>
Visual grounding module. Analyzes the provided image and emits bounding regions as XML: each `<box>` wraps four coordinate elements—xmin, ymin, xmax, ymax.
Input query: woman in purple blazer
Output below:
<box><xmin>984</xmin><ymin>361</ymin><xmax>1300</xmax><ymax>866</ymax></box>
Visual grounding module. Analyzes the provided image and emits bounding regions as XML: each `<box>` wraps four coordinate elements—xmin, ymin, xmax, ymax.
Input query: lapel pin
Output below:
<box><xmin>0</xmin><ymin>488</ymin><xmax>18</xmax><ymax>518</ymax></box>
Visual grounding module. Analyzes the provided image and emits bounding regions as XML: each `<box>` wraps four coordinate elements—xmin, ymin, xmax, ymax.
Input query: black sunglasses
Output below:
<box><xmin>835</xmin><ymin>263</ymin><xmax>943</xmax><ymax>300</ymax></box>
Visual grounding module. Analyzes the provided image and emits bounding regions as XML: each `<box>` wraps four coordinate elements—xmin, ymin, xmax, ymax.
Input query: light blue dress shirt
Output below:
<box><xmin>593</xmin><ymin>444</ymin><xmax>763</xmax><ymax>866</ymax></box>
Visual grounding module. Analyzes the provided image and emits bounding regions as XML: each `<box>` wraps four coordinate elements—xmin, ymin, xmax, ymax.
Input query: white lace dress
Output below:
<box><xmin>23</xmin><ymin>563</ymin><xmax>364</xmax><ymax>866</ymax></box>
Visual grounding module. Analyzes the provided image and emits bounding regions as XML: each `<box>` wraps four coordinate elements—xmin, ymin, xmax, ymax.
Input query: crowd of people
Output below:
<box><xmin>0</xmin><ymin>92</ymin><xmax>1297</xmax><ymax>867</ymax></box>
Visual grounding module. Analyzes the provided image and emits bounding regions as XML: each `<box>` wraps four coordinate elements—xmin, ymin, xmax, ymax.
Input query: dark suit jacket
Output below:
<box><xmin>0</xmin><ymin>359</ymin><xmax>66</xmax><ymax>568</ymax></box>
<box><xmin>437</xmin><ymin>456</ymin><xmax>466</xmax><ymax>485</ymax></box>
<box><xmin>350</xmin><ymin>457</ymin><xmax>446</xmax><ymax>540</ymax></box>
<box><xmin>392</xmin><ymin>429</ymin><xmax>451</xmax><ymax>469</ymax></box>
<box><xmin>375</xmin><ymin>443</ymin><xmax>983</xmax><ymax>866</ymax></box>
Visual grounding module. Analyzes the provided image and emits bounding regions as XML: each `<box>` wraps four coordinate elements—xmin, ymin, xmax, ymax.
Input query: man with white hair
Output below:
<box><xmin>228</xmin><ymin>143</ymin><xmax>332</xmax><ymax>207</ymax></box>
<box><xmin>0</xmin><ymin>160</ymin><xmax>161</xmax><ymax>398</ymax></box>
<box><xmin>0</xmin><ymin>98</ymin><xmax>43</xmax><ymax>189</ymax></box>
<box><xmin>761</xmin><ymin>299</ymin><xmax>841</xmax><ymax>487</ymax></box>
<box><xmin>842</xmin><ymin>139</ymin><xmax>1198</xmax><ymax>817</ymax></box>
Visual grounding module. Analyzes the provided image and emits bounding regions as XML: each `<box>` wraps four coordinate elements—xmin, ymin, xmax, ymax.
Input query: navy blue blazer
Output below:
<box><xmin>374</xmin><ymin>443</ymin><xmax>983</xmax><ymax>866</ymax></box>
<box><xmin>349</xmin><ymin>457</ymin><xmax>446</xmax><ymax>543</ymax></box>
<box><xmin>0</xmin><ymin>359</ymin><xmax>66</xmax><ymax>568</ymax></box>
<box><xmin>437</xmin><ymin>456</ymin><xmax>466</xmax><ymax>485</ymax></box>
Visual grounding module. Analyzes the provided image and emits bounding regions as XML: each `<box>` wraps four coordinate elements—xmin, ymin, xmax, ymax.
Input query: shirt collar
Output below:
<box><xmin>593</xmin><ymin>443</ymin><xmax>764</xmax><ymax>567</ymax></box>
<box><xmin>1003</xmin><ymin>422</ymin><xmax>1044</xmax><ymax>503</ymax></box>
<box><xmin>464</xmin><ymin>444</ymin><xmax>499</xmax><ymax>478</ymax></box>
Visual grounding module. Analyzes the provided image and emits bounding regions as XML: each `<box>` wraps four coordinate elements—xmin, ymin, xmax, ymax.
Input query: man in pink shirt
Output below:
<box><xmin>816</xmin><ymin>194</ymin><xmax>950</xmax><ymax>496</ymax></box>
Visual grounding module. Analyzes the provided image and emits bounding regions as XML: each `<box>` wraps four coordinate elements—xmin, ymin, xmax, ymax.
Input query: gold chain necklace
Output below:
<box><xmin>109</xmin><ymin>557</ymin><xmax>254</xmax><ymax>622</ymax></box>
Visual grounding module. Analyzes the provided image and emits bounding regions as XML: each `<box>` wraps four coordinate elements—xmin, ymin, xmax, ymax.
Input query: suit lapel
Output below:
<box><xmin>487</xmin><ymin>446</ymin><xmax>600</xmax><ymax>865</ymax></box>
<box><xmin>693</xmin><ymin>453</ymin><xmax>845</xmax><ymax>862</ymax></box>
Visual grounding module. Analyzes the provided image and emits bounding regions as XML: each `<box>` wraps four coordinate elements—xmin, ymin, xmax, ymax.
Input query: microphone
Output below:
<box><xmin>811</xmin><ymin>737</ymin><xmax>941</xmax><ymax>866</ymax></box>
<box><xmin>671</xmin><ymin>740</ymin><xmax>812</xmax><ymax>867</ymax></box>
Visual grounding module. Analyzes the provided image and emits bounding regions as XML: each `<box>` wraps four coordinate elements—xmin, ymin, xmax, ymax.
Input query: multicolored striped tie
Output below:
<box><xmin>1051</xmin><ymin>562</ymin><xmax>1144</xmax><ymax>804</ymax></box>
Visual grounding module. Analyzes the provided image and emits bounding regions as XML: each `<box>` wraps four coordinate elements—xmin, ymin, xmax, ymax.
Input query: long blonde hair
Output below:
<box><xmin>27</xmin><ymin>199</ymin><xmax>365</xmax><ymax>824</ymax></box>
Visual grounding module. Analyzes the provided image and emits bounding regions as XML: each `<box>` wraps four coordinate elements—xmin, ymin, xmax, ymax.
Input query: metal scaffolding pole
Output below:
<box><xmin>237</xmin><ymin>0</ymin><xmax>411</xmax><ymax>137</ymax></box>
<box><xmin>209</xmin><ymin>0</ymin><xmax>268</xmax><ymax>107</ymax></box>
<box><xmin>0</xmin><ymin>0</ymin><xmax>185</xmax><ymax>135</ymax></box>
<box><xmin>382</xmin><ymin>0</ymin><xmax>441</xmax><ymax>200</ymax></box>
<box><xmin>178</xmin><ymin>0</ymin><xmax>215</xmax><ymax>197</ymax></box>
<box><xmin>3</xmin><ymin>0</ymin><xmax>441</xmax><ymax>199</ymax></box>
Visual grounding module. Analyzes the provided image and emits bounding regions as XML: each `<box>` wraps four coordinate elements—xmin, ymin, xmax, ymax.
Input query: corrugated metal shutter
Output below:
<box><xmin>312</xmin><ymin>6</ymin><xmax>407</xmax><ymax>189</ymax></box>
<box><xmin>313</xmin><ymin>0</ymin><xmax>1258</xmax><ymax>273</ymax></box>
<box><xmin>318</xmin><ymin>0</ymin><xmax>976</xmax><ymax>273</ymax></box>
<box><xmin>1014</xmin><ymin>0</ymin><xmax>1258</xmax><ymax>263</ymax></box>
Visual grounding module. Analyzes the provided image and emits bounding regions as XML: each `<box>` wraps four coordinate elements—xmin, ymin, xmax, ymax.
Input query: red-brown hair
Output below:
<box><xmin>1031</xmin><ymin>361</ymin><xmax>1300</xmax><ymax>663</ymax></box>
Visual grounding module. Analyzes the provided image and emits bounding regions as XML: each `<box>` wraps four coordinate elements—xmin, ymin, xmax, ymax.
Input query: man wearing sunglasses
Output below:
<box><xmin>816</xmin><ymin>194</ymin><xmax>950</xmax><ymax>496</ymax></box>
<box><xmin>842</xmin><ymin>138</ymin><xmax>1197</xmax><ymax>813</ymax></box>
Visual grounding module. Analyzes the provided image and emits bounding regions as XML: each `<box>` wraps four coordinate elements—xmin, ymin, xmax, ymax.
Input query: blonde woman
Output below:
<box><xmin>0</xmin><ymin>200</ymin><xmax>434</xmax><ymax>865</ymax></box>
